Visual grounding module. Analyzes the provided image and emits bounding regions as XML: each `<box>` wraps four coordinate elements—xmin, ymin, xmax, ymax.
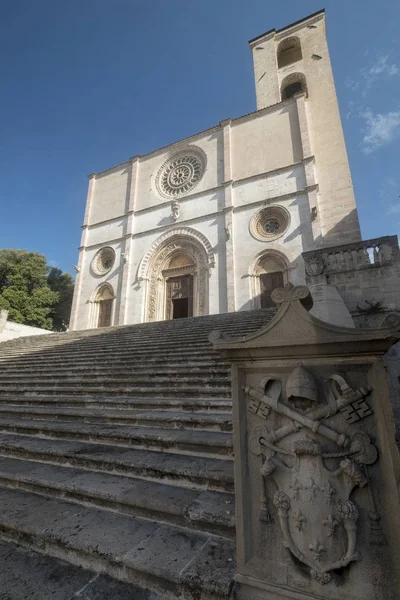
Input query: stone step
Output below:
<box><xmin>0</xmin><ymin>539</ymin><xmax>168</xmax><ymax>600</ymax></box>
<box><xmin>0</xmin><ymin>456</ymin><xmax>235</xmax><ymax>537</ymax></box>
<box><xmin>0</xmin><ymin>434</ymin><xmax>234</xmax><ymax>491</ymax></box>
<box><xmin>0</xmin><ymin>326</ymin><xmax>251</xmax><ymax>350</ymax></box>
<box><xmin>0</xmin><ymin>384</ymin><xmax>232</xmax><ymax>398</ymax></box>
<box><xmin>0</xmin><ymin>313</ymin><xmax>270</xmax><ymax>350</ymax></box>
<box><xmin>0</xmin><ymin>354</ymin><xmax>226</xmax><ymax>366</ymax></box>
<box><xmin>0</xmin><ymin>406</ymin><xmax>232</xmax><ymax>431</ymax></box>
<box><xmin>0</xmin><ymin>339</ymin><xmax>214</xmax><ymax>357</ymax></box>
<box><xmin>0</xmin><ymin>347</ymin><xmax>220</xmax><ymax>363</ymax></box>
<box><xmin>0</xmin><ymin>418</ymin><xmax>233</xmax><ymax>457</ymax></box>
<box><xmin>0</xmin><ymin>364</ymin><xmax>230</xmax><ymax>376</ymax></box>
<box><xmin>0</xmin><ymin>373</ymin><xmax>231</xmax><ymax>386</ymax></box>
<box><xmin>0</xmin><ymin>486</ymin><xmax>235</xmax><ymax>599</ymax></box>
<box><xmin>0</xmin><ymin>395</ymin><xmax>232</xmax><ymax>411</ymax></box>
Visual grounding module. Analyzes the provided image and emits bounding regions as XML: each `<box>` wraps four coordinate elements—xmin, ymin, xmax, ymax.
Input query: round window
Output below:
<box><xmin>250</xmin><ymin>206</ymin><xmax>290</xmax><ymax>241</ymax></box>
<box><xmin>92</xmin><ymin>247</ymin><xmax>116</xmax><ymax>275</ymax></box>
<box><xmin>155</xmin><ymin>147</ymin><xmax>206</xmax><ymax>198</ymax></box>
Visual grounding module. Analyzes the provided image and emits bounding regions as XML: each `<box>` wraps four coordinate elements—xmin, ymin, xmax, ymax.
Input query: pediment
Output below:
<box><xmin>212</xmin><ymin>284</ymin><xmax>400</xmax><ymax>359</ymax></box>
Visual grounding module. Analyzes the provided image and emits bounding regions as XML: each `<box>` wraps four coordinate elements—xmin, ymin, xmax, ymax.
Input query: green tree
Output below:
<box><xmin>47</xmin><ymin>267</ymin><xmax>75</xmax><ymax>331</ymax></box>
<box><xmin>0</xmin><ymin>249</ymin><xmax>74</xmax><ymax>331</ymax></box>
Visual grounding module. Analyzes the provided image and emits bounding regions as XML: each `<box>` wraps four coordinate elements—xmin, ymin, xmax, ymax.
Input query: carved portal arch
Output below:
<box><xmin>139</xmin><ymin>227</ymin><xmax>215</xmax><ymax>322</ymax></box>
<box><xmin>249</xmin><ymin>249</ymin><xmax>290</xmax><ymax>310</ymax></box>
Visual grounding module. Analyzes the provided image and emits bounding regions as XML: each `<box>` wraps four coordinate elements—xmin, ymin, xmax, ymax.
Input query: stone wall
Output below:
<box><xmin>303</xmin><ymin>235</ymin><xmax>400</xmax><ymax>327</ymax></box>
<box><xmin>0</xmin><ymin>310</ymin><xmax>52</xmax><ymax>343</ymax></box>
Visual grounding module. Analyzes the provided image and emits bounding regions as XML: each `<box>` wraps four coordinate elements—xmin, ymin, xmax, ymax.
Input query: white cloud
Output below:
<box><xmin>345</xmin><ymin>76</ymin><xmax>359</xmax><ymax>92</ymax></box>
<box><xmin>367</xmin><ymin>55</ymin><xmax>398</xmax><ymax>78</ymax></box>
<box><xmin>362</xmin><ymin>56</ymin><xmax>399</xmax><ymax>95</ymax></box>
<box><xmin>346</xmin><ymin>53</ymin><xmax>399</xmax><ymax>97</ymax></box>
<box><xmin>360</xmin><ymin>109</ymin><xmax>400</xmax><ymax>154</ymax></box>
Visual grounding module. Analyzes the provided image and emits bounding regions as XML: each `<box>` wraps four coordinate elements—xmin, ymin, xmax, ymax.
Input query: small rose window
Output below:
<box><xmin>92</xmin><ymin>247</ymin><xmax>116</xmax><ymax>275</ymax></box>
<box><xmin>250</xmin><ymin>206</ymin><xmax>290</xmax><ymax>241</ymax></box>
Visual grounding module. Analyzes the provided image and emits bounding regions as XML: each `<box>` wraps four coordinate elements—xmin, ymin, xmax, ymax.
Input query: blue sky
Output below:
<box><xmin>1</xmin><ymin>0</ymin><xmax>399</xmax><ymax>276</ymax></box>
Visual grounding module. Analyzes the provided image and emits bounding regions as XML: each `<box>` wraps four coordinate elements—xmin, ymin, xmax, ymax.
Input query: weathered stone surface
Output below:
<box><xmin>0</xmin><ymin>540</ymin><xmax>166</xmax><ymax>600</ymax></box>
<box><xmin>0</xmin><ymin>418</ymin><xmax>233</xmax><ymax>455</ymax></box>
<box><xmin>0</xmin><ymin>457</ymin><xmax>234</xmax><ymax>534</ymax></box>
<box><xmin>214</xmin><ymin>283</ymin><xmax>400</xmax><ymax>600</ymax></box>
<box><xmin>124</xmin><ymin>526</ymin><xmax>208</xmax><ymax>582</ymax></box>
<box><xmin>0</xmin><ymin>309</ymin><xmax>271</xmax><ymax>598</ymax></box>
<box><xmin>180</xmin><ymin>537</ymin><xmax>236</xmax><ymax>597</ymax></box>
<box><xmin>0</xmin><ymin>434</ymin><xmax>234</xmax><ymax>490</ymax></box>
<box><xmin>0</xmin><ymin>539</ymin><xmax>93</xmax><ymax>600</ymax></box>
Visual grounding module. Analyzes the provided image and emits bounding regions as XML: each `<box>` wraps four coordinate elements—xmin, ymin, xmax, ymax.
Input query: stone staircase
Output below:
<box><xmin>0</xmin><ymin>309</ymin><xmax>274</xmax><ymax>600</ymax></box>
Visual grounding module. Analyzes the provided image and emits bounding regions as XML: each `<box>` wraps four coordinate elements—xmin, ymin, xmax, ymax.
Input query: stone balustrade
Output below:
<box><xmin>303</xmin><ymin>235</ymin><xmax>399</xmax><ymax>278</ymax></box>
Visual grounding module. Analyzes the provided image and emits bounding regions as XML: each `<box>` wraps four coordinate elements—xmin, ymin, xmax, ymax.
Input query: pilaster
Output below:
<box><xmin>221</xmin><ymin>119</ymin><xmax>236</xmax><ymax>312</ymax></box>
<box><xmin>69</xmin><ymin>173</ymin><xmax>96</xmax><ymax>330</ymax></box>
<box><xmin>295</xmin><ymin>93</ymin><xmax>322</xmax><ymax>247</ymax></box>
<box><xmin>119</xmin><ymin>156</ymin><xmax>140</xmax><ymax>324</ymax></box>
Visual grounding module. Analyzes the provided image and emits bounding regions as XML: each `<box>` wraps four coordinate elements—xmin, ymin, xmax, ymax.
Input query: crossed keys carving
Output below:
<box><xmin>245</xmin><ymin>374</ymin><xmax>376</xmax><ymax>464</ymax></box>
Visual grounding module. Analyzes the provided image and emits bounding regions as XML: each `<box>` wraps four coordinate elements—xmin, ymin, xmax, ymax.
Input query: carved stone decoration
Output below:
<box><xmin>249</xmin><ymin>205</ymin><xmax>290</xmax><ymax>242</ymax></box>
<box><xmin>212</xmin><ymin>283</ymin><xmax>400</xmax><ymax>599</ymax></box>
<box><xmin>304</xmin><ymin>253</ymin><xmax>324</xmax><ymax>276</ymax></box>
<box><xmin>91</xmin><ymin>247</ymin><xmax>116</xmax><ymax>276</ymax></box>
<box><xmin>137</xmin><ymin>227</ymin><xmax>215</xmax><ymax>322</ymax></box>
<box><xmin>154</xmin><ymin>146</ymin><xmax>206</xmax><ymax>198</ymax></box>
<box><xmin>244</xmin><ymin>367</ymin><xmax>378</xmax><ymax>585</ymax></box>
<box><xmin>171</xmin><ymin>200</ymin><xmax>180</xmax><ymax>221</ymax></box>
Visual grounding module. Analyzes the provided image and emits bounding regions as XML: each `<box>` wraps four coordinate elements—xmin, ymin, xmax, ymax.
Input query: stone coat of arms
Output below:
<box><xmin>246</xmin><ymin>366</ymin><xmax>377</xmax><ymax>585</ymax></box>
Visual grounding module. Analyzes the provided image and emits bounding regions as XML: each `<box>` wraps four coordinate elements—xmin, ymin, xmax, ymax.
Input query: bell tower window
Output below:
<box><xmin>277</xmin><ymin>37</ymin><xmax>302</xmax><ymax>69</ymax></box>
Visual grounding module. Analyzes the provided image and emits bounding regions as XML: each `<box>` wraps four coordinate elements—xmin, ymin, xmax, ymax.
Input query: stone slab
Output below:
<box><xmin>123</xmin><ymin>525</ymin><xmax>208</xmax><ymax>583</ymax></box>
<box><xmin>0</xmin><ymin>539</ymin><xmax>166</xmax><ymax>600</ymax></box>
<box><xmin>0</xmin><ymin>487</ymin><xmax>235</xmax><ymax>596</ymax></box>
<box><xmin>180</xmin><ymin>537</ymin><xmax>236</xmax><ymax>597</ymax></box>
<box><xmin>0</xmin><ymin>419</ymin><xmax>233</xmax><ymax>452</ymax></box>
<box><xmin>0</xmin><ymin>434</ymin><xmax>234</xmax><ymax>489</ymax></box>
<box><xmin>0</xmin><ymin>456</ymin><xmax>234</xmax><ymax>531</ymax></box>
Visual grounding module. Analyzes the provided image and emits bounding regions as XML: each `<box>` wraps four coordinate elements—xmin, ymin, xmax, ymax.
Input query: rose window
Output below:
<box><xmin>155</xmin><ymin>149</ymin><xmax>206</xmax><ymax>198</ymax></box>
<box><xmin>92</xmin><ymin>247</ymin><xmax>116</xmax><ymax>275</ymax></box>
<box><xmin>250</xmin><ymin>206</ymin><xmax>290</xmax><ymax>241</ymax></box>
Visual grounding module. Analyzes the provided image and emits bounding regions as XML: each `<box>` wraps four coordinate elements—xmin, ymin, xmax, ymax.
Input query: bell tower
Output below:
<box><xmin>249</xmin><ymin>10</ymin><xmax>361</xmax><ymax>245</ymax></box>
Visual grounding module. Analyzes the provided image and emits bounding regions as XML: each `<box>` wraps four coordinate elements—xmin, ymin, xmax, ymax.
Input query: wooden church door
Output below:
<box><xmin>166</xmin><ymin>275</ymin><xmax>193</xmax><ymax>320</ymax></box>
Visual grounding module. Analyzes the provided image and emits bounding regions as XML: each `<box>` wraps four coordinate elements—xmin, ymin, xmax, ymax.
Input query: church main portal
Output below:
<box><xmin>166</xmin><ymin>275</ymin><xmax>193</xmax><ymax>319</ymax></box>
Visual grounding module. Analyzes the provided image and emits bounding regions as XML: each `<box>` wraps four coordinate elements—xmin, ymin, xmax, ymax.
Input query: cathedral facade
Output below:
<box><xmin>70</xmin><ymin>10</ymin><xmax>362</xmax><ymax>330</ymax></box>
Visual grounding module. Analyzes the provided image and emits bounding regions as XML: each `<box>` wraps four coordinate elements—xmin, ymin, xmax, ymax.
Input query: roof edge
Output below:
<box><xmin>249</xmin><ymin>9</ymin><xmax>325</xmax><ymax>45</ymax></box>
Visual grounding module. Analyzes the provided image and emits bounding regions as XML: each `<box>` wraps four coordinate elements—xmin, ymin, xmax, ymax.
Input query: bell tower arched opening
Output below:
<box><xmin>277</xmin><ymin>36</ymin><xmax>302</xmax><ymax>69</ymax></box>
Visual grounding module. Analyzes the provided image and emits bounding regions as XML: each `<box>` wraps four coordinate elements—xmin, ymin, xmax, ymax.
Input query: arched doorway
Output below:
<box><xmin>138</xmin><ymin>227</ymin><xmax>215</xmax><ymax>322</ymax></box>
<box><xmin>92</xmin><ymin>284</ymin><xmax>115</xmax><ymax>328</ymax></box>
<box><xmin>249</xmin><ymin>251</ymin><xmax>289</xmax><ymax>309</ymax></box>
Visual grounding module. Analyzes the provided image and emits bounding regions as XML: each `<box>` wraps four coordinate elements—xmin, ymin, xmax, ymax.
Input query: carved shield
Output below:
<box><xmin>270</xmin><ymin>444</ymin><xmax>360</xmax><ymax>584</ymax></box>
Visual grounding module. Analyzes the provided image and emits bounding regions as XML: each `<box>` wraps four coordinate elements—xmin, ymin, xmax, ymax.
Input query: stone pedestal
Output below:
<box><xmin>309</xmin><ymin>283</ymin><xmax>355</xmax><ymax>328</ymax></box>
<box><xmin>213</xmin><ymin>284</ymin><xmax>400</xmax><ymax>600</ymax></box>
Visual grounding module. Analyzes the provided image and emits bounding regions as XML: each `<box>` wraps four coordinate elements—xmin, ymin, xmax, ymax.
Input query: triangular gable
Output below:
<box><xmin>212</xmin><ymin>284</ymin><xmax>400</xmax><ymax>359</ymax></box>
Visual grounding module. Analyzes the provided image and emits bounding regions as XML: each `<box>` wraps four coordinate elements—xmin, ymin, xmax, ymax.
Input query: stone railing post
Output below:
<box><xmin>211</xmin><ymin>283</ymin><xmax>400</xmax><ymax>600</ymax></box>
